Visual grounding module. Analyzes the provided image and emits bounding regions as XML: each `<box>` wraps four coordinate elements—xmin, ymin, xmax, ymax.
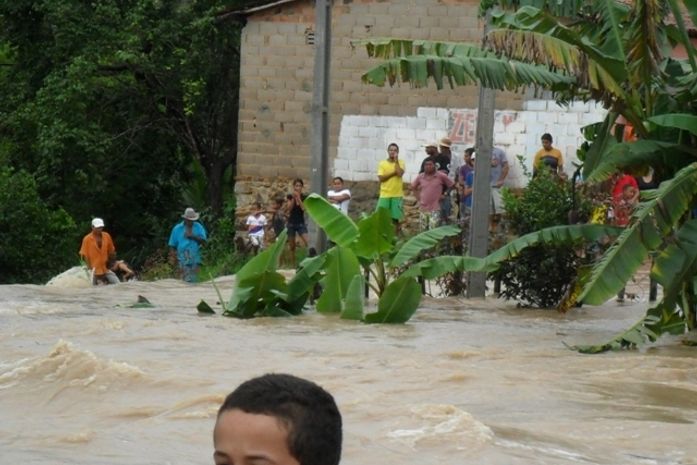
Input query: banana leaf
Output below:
<box><xmin>353</xmin><ymin>208</ymin><xmax>394</xmax><ymax>259</ymax></box>
<box><xmin>580</xmin><ymin>112</ymin><xmax>618</xmax><ymax>178</ymax></box>
<box><xmin>361</xmin><ymin>52</ymin><xmax>575</xmax><ymax>91</ymax></box>
<box><xmin>579</xmin><ymin>163</ymin><xmax>697</xmax><ymax>305</ymax></box>
<box><xmin>304</xmin><ymin>194</ymin><xmax>359</xmax><ymax>247</ymax></box>
<box><xmin>364</xmin><ymin>276</ymin><xmax>422</xmax><ymax>324</ymax></box>
<box><xmin>232</xmin><ymin>229</ymin><xmax>287</xmax><ymax>286</ymax></box>
<box><xmin>568</xmin><ymin>299</ymin><xmax>685</xmax><ymax>353</ymax></box>
<box><xmin>585</xmin><ymin>140</ymin><xmax>687</xmax><ymax>183</ymax></box>
<box><xmin>651</xmin><ymin>219</ymin><xmax>697</xmax><ymax>307</ymax></box>
<box><xmin>221</xmin><ymin>234</ymin><xmax>288</xmax><ymax>317</ymax></box>
<box><xmin>483</xmin><ymin>224</ymin><xmax>621</xmax><ymax>266</ymax></box>
<box><xmin>341</xmin><ymin>275</ymin><xmax>365</xmax><ymax>321</ymax></box>
<box><xmin>401</xmin><ymin>255</ymin><xmax>489</xmax><ymax>279</ymax></box>
<box><xmin>357</xmin><ymin>38</ymin><xmax>490</xmax><ymax>59</ymax></box>
<box><xmin>196</xmin><ymin>300</ymin><xmax>215</xmax><ymax>314</ymax></box>
<box><xmin>225</xmin><ymin>270</ymin><xmax>288</xmax><ymax>319</ymax></box>
<box><xmin>316</xmin><ymin>246</ymin><xmax>361</xmax><ymax>314</ymax></box>
<box><xmin>649</xmin><ymin>113</ymin><xmax>697</xmax><ymax>137</ymax></box>
<box><xmin>389</xmin><ymin>225</ymin><xmax>460</xmax><ymax>267</ymax></box>
<box><xmin>287</xmin><ymin>253</ymin><xmax>327</xmax><ymax>302</ymax></box>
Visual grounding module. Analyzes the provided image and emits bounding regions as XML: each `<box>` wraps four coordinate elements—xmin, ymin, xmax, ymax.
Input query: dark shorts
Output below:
<box><xmin>286</xmin><ymin>223</ymin><xmax>308</xmax><ymax>237</ymax></box>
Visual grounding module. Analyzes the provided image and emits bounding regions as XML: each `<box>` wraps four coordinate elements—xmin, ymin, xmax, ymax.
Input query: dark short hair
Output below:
<box><xmin>465</xmin><ymin>147</ymin><xmax>475</xmax><ymax>156</ymax></box>
<box><xmin>332</xmin><ymin>176</ymin><xmax>344</xmax><ymax>183</ymax></box>
<box><xmin>218</xmin><ymin>373</ymin><xmax>342</xmax><ymax>465</ymax></box>
<box><xmin>387</xmin><ymin>142</ymin><xmax>399</xmax><ymax>152</ymax></box>
<box><xmin>293</xmin><ymin>178</ymin><xmax>304</xmax><ymax>187</ymax></box>
<box><xmin>541</xmin><ymin>133</ymin><xmax>553</xmax><ymax>142</ymax></box>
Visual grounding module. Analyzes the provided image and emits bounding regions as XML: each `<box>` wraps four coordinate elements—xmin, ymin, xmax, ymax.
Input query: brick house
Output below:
<box><xmin>229</xmin><ymin>0</ymin><xmax>605</xmax><ymax>220</ymax></box>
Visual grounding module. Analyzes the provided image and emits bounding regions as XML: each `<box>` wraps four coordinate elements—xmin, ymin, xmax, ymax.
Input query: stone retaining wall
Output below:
<box><xmin>234</xmin><ymin>176</ymin><xmax>423</xmax><ymax>235</ymax></box>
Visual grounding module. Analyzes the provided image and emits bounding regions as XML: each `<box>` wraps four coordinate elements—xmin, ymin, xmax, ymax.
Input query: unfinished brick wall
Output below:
<box><xmin>236</xmin><ymin>0</ymin><xmax>524</xmax><ymax>182</ymax></box>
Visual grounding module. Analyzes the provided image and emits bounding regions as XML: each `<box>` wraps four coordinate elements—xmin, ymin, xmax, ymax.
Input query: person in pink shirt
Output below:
<box><xmin>411</xmin><ymin>159</ymin><xmax>454</xmax><ymax>230</ymax></box>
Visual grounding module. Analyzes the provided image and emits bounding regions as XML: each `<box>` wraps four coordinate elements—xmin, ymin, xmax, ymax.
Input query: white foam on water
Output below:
<box><xmin>387</xmin><ymin>404</ymin><xmax>493</xmax><ymax>450</ymax></box>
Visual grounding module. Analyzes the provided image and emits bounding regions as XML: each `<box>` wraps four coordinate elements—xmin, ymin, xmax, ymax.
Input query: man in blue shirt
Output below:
<box><xmin>168</xmin><ymin>207</ymin><xmax>207</xmax><ymax>282</ymax></box>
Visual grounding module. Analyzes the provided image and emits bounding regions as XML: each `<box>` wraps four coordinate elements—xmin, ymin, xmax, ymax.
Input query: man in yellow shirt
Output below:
<box><xmin>377</xmin><ymin>142</ymin><xmax>405</xmax><ymax>231</ymax></box>
<box><xmin>533</xmin><ymin>133</ymin><xmax>564</xmax><ymax>176</ymax></box>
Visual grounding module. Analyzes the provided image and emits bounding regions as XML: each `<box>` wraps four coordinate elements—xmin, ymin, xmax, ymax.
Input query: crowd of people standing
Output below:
<box><xmin>80</xmin><ymin>130</ymin><xmax>654</xmax><ymax>285</ymax></box>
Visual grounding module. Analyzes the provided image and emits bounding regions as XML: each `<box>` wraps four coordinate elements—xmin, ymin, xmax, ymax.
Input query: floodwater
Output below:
<box><xmin>1</xmin><ymin>270</ymin><xmax>695</xmax><ymax>465</ymax></box>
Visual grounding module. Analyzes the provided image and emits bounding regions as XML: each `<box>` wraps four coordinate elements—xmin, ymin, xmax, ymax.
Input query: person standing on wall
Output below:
<box><xmin>377</xmin><ymin>142</ymin><xmax>405</xmax><ymax>234</ymax></box>
<box><xmin>286</xmin><ymin>178</ymin><xmax>309</xmax><ymax>266</ymax></box>
<box><xmin>533</xmin><ymin>133</ymin><xmax>564</xmax><ymax>177</ymax></box>
<box><xmin>436</xmin><ymin>137</ymin><xmax>457</xmax><ymax>224</ymax></box>
<box><xmin>456</xmin><ymin>147</ymin><xmax>475</xmax><ymax>222</ymax></box>
<box><xmin>79</xmin><ymin>217</ymin><xmax>120</xmax><ymax>285</ymax></box>
<box><xmin>458</xmin><ymin>150</ymin><xmax>476</xmax><ymax>225</ymax></box>
<box><xmin>168</xmin><ymin>207</ymin><xmax>207</xmax><ymax>283</ymax></box>
<box><xmin>412</xmin><ymin>159</ymin><xmax>454</xmax><ymax>231</ymax></box>
<box><xmin>419</xmin><ymin>142</ymin><xmax>439</xmax><ymax>173</ymax></box>
<box><xmin>327</xmin><ymin>176</ymin><xmax>351</xmax><ymax>215</ymax></box>
<box><xmin>489</xmin><ymin>146</ymin><xmax>510</xmax><ymax>234</ymax></box>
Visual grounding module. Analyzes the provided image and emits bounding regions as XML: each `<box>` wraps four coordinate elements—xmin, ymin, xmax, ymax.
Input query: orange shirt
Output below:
<box><xmin>79</xmin><ymin>231</ymin><xmax>116</xmax><ymax>275</ymax></box>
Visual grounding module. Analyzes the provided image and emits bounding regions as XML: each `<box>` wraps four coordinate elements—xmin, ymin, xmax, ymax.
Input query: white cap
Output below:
<box><xmin>91</xmin><ymin>218</ymin><xmax>105</xmax><ymax>228</ymax></box>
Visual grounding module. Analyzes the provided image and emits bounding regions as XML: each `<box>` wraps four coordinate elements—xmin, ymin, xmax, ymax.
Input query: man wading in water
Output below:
<box><xmin>79</xmin><ymin>217</ymin><xmax>120</xmax><ymax>285</ymax></box>
<box><xmin>168</xmin><ymin>207</ymin><xmax>207</xmax><ymax>283</ymax></box>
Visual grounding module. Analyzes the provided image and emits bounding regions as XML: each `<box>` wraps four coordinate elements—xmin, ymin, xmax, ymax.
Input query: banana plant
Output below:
<box><xmin>303</xmin><ymin>194</ymin><xmax>475</xmax><ymax>323</ymax></box>
<box><xmin>199</xmin><ymin>229</ymin><xmax>327</xmax><ymax>318</ymax></box>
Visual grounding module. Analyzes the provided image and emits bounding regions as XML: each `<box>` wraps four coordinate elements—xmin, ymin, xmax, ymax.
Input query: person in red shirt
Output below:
<box><xmin>411</xmin><ymin>158</ymin><xmax>454</xmax><ymax>230</ymax></box>
<box><xmin>614</xmin><ymin>183</ymin><xmax>638</xmax><ymax>227</ymax></box>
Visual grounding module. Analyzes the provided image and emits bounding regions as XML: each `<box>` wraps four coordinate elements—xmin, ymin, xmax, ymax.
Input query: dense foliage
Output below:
<box><xmin>0</xmin><ymin>167</ymin><xmax>78</xmax><ymax>283</ymax></box>
<box><xmin>494</xmin><ymin>171</ymin><xmax>587</xmax><ymax>308</ymax></box>
<box><xmin>0</xmin><ymin>0</ymin><xmax>245</xmax><ymax>282</ymax></box>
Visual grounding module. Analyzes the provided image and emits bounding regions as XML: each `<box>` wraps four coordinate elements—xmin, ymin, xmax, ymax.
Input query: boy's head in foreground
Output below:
<box><xmin>214</xmin><ymin>373</ymin><xmax>342</xmax><ymax>465</ymax></box>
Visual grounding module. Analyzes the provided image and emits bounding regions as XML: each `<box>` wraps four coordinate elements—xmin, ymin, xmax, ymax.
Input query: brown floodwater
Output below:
<box><xmin>1</xmin><ymin>271</ymin><xmax>695</xmax><ymax>465</ymax></box>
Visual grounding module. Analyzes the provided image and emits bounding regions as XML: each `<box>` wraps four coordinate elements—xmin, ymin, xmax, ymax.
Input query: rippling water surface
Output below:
<box><xmin>1</xmin><ymin>272</ymin><xmax>695</xmax><ymax>465</ymax></box>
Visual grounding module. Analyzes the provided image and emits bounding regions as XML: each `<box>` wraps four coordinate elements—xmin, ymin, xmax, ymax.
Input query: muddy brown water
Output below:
<box><xmin>1</xmin><ymin>273</ymin><xmax>695</xmax><ymax>465</ymax></box>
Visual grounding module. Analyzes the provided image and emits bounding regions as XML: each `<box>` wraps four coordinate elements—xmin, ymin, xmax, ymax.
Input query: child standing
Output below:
<box><xmin>270</xmin><ymin>197</ymin><xmax>287</xmax><ymax>240</ymax></box>
<box><xmin>245</xmin><ymin>202</ymin><xmax>267</xmax><ymax>254</ymax></box>
<box><xmin>286</xmin><ymin>178</ymin><xmax>309</xmax><ymax>265</ymax></box>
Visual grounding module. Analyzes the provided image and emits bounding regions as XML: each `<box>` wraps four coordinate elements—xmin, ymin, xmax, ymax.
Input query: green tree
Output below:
<box><xmin>0</xmin><ymin>0</ymin><xmax>245</xmax><ymax>276</ymax></box>
<box><xmin>0</xmin><ymin>167</ymin><xmax>78</xmax><ymax>283</ymax></box>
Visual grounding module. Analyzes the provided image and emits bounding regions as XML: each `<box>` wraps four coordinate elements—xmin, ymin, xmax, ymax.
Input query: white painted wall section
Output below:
<box><xmin>333</xmin><ymin>100</ymin><xmax>606</xmax><ymax>187</ymax></box>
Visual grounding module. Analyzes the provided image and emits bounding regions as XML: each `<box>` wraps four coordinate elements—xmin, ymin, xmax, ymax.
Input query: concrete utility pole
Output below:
<box><xmin>310</xmin><ymin>0</ymin><xmax>332</xmax><ymax>252</ymax></box>
<box><xmin>467</xmin><ymin>10</ymin><xmax>495</xmax><ymax>298</ymax></box>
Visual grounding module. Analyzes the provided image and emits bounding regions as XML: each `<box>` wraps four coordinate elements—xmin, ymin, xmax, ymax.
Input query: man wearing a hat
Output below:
<box><xmin>436</xmin><ymin>137</ymin><xmax>460</xmax><ymax>223</ymax></box>
<box><xmin>418</xmin><ymin>142</ymin><xmax>439</xmax><ymax>173</ymax></box>
<box><xmin>79</xmin><ymin>217</ymin><xmax>120</xmax><ymax>285</ymax></box>
<box><xmin>168</xmin><ymin>207</ymin><xmax>208</xmax><ymax>282</ymax></box>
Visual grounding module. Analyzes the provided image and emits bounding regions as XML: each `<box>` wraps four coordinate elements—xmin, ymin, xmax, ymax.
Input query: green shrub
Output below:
<box><xmin>494</xmin><ymin>170</ymin><xmax>590</xmax><ymax>308</ymax></box>
<box><xmin>0</xmin><ymin>167</ymin><xmax>78</xmax><ymax>283</ymax></box>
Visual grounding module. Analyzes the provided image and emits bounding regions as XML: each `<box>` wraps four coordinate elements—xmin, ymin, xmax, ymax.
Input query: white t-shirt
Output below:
<box><xmin>327</xmin><ymin>188</ymin><xmax>351</xmax><ymax>214</ymax></box>
<box><xmin>246</xmin><ymin>214</ymin><xmax>267</xmax><ymax>237</ymax></box>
